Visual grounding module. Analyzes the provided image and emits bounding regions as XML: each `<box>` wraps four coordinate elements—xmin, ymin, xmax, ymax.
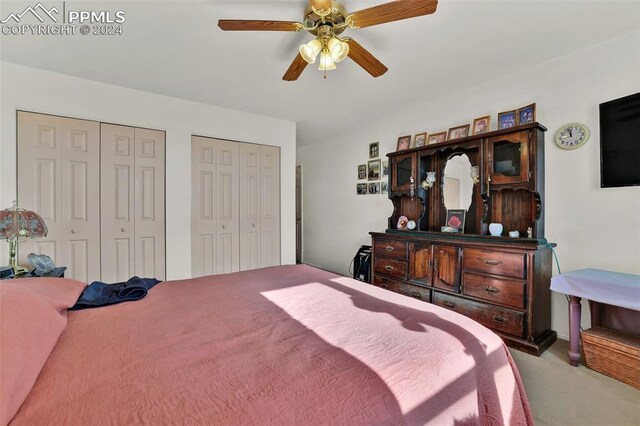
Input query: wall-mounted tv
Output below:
<box><xmin>599</xmin><ymin>92</ymin><xmax>640</xmax><ymax>188</ymax></box>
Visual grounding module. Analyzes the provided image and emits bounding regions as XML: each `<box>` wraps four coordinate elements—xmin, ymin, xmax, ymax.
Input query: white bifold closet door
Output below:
<box><xmin>100</xmin><ymin>124</ymin><xmax>165</xmax><ymax>283</ymax></box>
<box><xmin>17</xmin><ymin>111</ymin><xmax>101</xmax><ymax>282</ymax></box>
<box><xmin>192</xmin><ymin>136</ymin><xmax>280</xmax><ymax>277</ymax></box>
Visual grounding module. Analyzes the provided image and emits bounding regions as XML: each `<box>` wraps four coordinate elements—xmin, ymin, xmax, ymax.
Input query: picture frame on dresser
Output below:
<box><xmin>447</xmin><ymin>124</ymin><xmax>470</xmax><ymax>140</ymax></box>
<box><xmin>517</xmin><ymin>103</ymin><xmax>536</xmax><ymax>125</ymax></box>
<box><xmin>428</xmin><ymin>131</ymin><xmax>447</xmax><ymax>144</ymax></box>
<box><xmin>443</xmin><ymin>209</ymin><xmax>466</xmax><ymax>233</ymax></box>
<box><xmin>396</xmin><ymin>135</ymin><xmax>411</xmax><ymax>151</ymax></box>
<box><xmin>498</xmin><ymin>110</ymin><xmax>517</xmax><ymax>129</ymax></box>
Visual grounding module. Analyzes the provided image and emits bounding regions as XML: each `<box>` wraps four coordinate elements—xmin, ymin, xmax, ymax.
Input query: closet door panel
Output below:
<box><xmin>216</xmin><ymin>141</ymin><xmax>240</xmax><ymax>274</ymax></box>
<box><xmin>101</xmin><ymin>124</ymin><xmax>135</xmax><ymax>283</ymax></box>
<box><xmin>260</xmin><ymin>146</ymin><xmax>281</xmax><ymax>267</ymax></box>
<box><xmin>191</xmin><ymin>136</ymin><xmax>217</xmax><ymax>277</ymax></box>
<box><xmin>240</xmin><ymin>143</ymin><xmax>261</xmax><ymax>271</ymax></box>
<box><xmin>17</xmin><ymin>112</ymin><xmax>63</xmax><ymax>266</ymax></box>
<box><xmin>134</xmin><ymin>128</ymin><xmax>165</xmax><ymax>280</ymax></box>
<box><xmin>18</xmin><ymin>112</ymin><xmax>100</xmax><ymax>282</ymax></box>
<box><xmin>61</xmin><ymin>118</ymin><xmax>100</xmax><ymax>282</ymax></box>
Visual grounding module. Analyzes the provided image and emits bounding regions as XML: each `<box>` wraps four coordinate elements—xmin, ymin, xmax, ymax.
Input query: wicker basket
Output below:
<box><xmin>581</xmin><ymin>327</ymin><xmax>640</xmax><ymax>390</ymax></box>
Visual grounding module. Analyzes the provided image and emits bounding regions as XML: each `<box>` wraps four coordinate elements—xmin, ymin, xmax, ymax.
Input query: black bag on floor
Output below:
<box><xmin>350</xmin><ymin>245</ymin><xmax>372</xmax><ymax>283</ymax></box>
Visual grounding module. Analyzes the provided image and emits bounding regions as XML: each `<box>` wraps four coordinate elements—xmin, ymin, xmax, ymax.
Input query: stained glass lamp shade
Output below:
<box><xmin>0</xmin><ymin>201</ymin><xmax>48</xmax><ymax>273</ymax></box>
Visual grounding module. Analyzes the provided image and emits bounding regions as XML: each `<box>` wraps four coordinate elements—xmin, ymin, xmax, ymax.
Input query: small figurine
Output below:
<box><xmin>397</xmin><ymin>215</ymin><xmax>409</xmax><ymax>230</ymax></box>
<box><xmin>527</xmin><ymin>227</ymin><xmax>533</xmax><ymax>238</ymax></box>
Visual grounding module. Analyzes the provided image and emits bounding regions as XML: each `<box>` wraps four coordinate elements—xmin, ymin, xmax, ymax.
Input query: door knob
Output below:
<box><xmin>71</xmin><ymin>229</ymin><xmax>77</xmax><ymax>234</ymax></box>
<box><xmin>252</xmin><ymin>223</ymin><xmax>256</xmax><ymax>228</ymax></box>
<box><xmin>121</xmin><ymin>227</ymin><xmax>126</xmax><ymax>232</ymax></box>
<box><xmin>222</xmin><ymin>225</ymin><xmax>226</xmax><ymax>229</ymax></box>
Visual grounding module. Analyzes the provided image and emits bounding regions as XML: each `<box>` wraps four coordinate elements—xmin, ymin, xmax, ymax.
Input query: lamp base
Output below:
<box><xmin>12</xmin><ymin>265</ymin><xmax>29</xmax><ymax>277</ymax></box>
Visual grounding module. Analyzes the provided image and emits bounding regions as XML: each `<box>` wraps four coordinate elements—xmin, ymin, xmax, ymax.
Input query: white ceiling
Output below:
<box><xmin>1</xmin><ymin>0</ymin><xmax>639</xmax><ymax>145</ymax></box>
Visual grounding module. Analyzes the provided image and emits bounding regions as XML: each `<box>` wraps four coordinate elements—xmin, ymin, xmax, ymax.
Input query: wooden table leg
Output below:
<box><xmin>568</xmin><ymin>295</ymin><xmax>582</xmax><ymax>366</ymax></box>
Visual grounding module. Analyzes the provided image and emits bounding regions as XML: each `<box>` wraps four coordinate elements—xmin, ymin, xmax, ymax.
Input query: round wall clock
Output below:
<box><xmin>555</xmin><ymin>123</ymin><xmax>590</xmax><ymax>150</ymax></box>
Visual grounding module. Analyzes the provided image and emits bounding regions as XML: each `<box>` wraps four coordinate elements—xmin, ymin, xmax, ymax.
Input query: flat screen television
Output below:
<box><xmin>599</xmin><ymin>92</ymin><xmax>640</xmax><ymax>188</ymax></box>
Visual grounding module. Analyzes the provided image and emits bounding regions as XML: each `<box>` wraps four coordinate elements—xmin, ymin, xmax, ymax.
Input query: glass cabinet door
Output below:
<box><xmin>391</xmin><ymin>152</ymin><xmax>416</xmax><ymax>192</ymax></box>
<box><xmin>487</xmin><ymin>131</ymin><xmax>530</xmax><ymax>184</ymax></box>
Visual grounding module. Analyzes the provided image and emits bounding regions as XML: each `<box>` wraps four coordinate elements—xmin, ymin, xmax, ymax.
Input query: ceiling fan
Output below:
<box><xmin>218</xmin><ymin>0</ymin><xmax>438</xmax><ymax>81</ymax></box>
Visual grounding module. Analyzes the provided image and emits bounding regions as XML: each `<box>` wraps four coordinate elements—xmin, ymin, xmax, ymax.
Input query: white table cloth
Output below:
<box><xmin>551</xmin><ymin>268</ymin><xmax>640</xmax><ymax>311</ymax></box>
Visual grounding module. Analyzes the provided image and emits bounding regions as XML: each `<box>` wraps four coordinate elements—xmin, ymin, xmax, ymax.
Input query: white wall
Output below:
<box><xmin>0</xmin><ymin>62</ymin><xmax>297</xmax><ymax>280</ymax></box>
<box><xmin>298</xmin><ymin>30</ymin><xmax>640</xmax><ymax>340</ymax></box>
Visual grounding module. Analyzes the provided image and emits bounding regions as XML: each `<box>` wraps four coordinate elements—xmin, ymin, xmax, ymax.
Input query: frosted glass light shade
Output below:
<box><xmin>300</xmin><ymin>39</ymin><xmax>322</xmax><ymax>64</ymax></box>
<box><xmin>318</xmin><ymin>51</ymin><xmax>336</xmax><ymax>71</ymax></box>
<box><xmin>327</xmin><ymin>37</ymin><xmax>349</xmax><ymax>62</ymax></box>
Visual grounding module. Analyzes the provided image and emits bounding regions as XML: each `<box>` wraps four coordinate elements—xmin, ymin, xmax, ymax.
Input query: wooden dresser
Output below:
<box><xmin>370</xmin><ymin>123</ymin><xmax>556</xmax><ymax>355</ymax></box>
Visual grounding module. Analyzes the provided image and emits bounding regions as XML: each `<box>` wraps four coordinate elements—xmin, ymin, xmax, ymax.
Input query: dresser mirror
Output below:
<box><xmin>442</xmin><ymin>153</ymin><xmax>474</xmax><ymax>210</ymax></box>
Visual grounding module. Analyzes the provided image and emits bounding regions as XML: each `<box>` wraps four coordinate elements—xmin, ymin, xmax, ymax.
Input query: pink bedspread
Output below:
<box><xmin>11</xmin><ymin>265</ymin><xmax>532</xmax><ymax>425</ymax></box>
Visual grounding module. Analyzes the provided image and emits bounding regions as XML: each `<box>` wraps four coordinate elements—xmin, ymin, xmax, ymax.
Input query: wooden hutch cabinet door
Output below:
<box><xmin>408</xmin><ymin>243</ymin><xmax>433</xmax><ymax>285</ymax></box>
<box><xmin>391</xmin><ymin>152</ymin><xmax>417</xmax><ymax>192</ymax></box>
<box><xmin>486</xmin><ymin>130</ymin><xmax>530</xmax><ymax>185</ymax></box>
<box><xmin>433</xmin><ymin>245</ymin><xmax>461</xmax><ymax>292</ymax></box>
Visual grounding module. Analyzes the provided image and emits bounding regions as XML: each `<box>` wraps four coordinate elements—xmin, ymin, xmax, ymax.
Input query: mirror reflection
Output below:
<box><xmin>443</xmin><ymin>153</ymin><xmax>474</xmax><ymax>210</ymax></box>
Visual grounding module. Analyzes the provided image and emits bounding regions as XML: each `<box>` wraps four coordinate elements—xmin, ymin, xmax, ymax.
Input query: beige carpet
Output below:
<box><xmin>510</xmin><ymin>339</ymin><xmax>640</xmax><ymax>425</ymax></box>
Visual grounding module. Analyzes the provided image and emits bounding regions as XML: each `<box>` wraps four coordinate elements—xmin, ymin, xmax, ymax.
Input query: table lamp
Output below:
<box><xmin>0</xmin><ymin>201</ymin><xmax>48</xmax><ymax>275</ymax></box>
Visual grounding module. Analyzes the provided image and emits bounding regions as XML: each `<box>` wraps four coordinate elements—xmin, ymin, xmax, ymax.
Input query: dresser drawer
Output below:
<box><xmin>374</xmin><ymin>257</ymin><xmax>408</xmax><ymax>280</ymax></box>
<box><xmin>374</xmin><ymin>239</ymin><xmax>408</xmax><ymax>260</ymax></box>
<box><xmin>463</xmin><ymin>272</ymin><xmax>525</xmax><ymax>309</ymax></box>
<box><xmin>373</xmin><ymin>275</ymin><xmax>403</xmax><ymax>292</ymax></box>
<box><xmin>398</xmin><ymin>282</ymin><xmax>431</xmax><ymax>302</ymax></box>
<box><xmin>433</xmin><ymin>292</ymin><xmax>524</xmax><ymax>337</ymax></box>
<box><xmin>463</xmin><ymin>248</ymin><xmax>525</xmax><ymax>279</ymax></box>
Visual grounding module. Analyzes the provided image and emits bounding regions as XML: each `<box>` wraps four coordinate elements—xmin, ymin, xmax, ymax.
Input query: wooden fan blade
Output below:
<box><xmin>309</xmin><ymin>0</ymin><xmax>332</xmax><ymax>11</ymax></box>
<box><xmin>218</xmin><ymin>20</ymin><xmax>303</xmax><ymax>31</ymax></box>
<box><xmin>346</xmin><ymin>39</ymin><xmax>388</xmax><ymax>77</ymax></box>
<box><xmin>283</xmin><ymin>54</ymin><xmax>309</xmax><ymax>81</ymax></box>
<box><xmin>348</xmin><ymin>0</ymin><xmax>438</xmax><ymax>29</ymax></box>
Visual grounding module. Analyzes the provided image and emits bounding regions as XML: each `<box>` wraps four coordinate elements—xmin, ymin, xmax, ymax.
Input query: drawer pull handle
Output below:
<box><xmin>410</xmin><ymin>291</ymin><xmax>422</xmax><ymax>299</ymax></box>
<box><xmin>483</xmin><ymin>259</ymin><xmax>503</xmax><ymax>266</ymax></box>
<box><xmin>385</xmin><ymin>265</ymin><xmax>394</xmax><ymax>272</ymax></box>
<box><xmin>443</xmin><ymin>301</ymin><xmax>456</xmax><ymax>309</ymax></box>
<box><xmin>493</xmin><ymin>315</ymin><xmax>507</xmax><ymax>324</ymax></box>
<box><xmin>485</xmin><ymin>286</ymin><xmax>500</xmax><ymax>294</ymax></box>
<box><xmin>385</xmin><ymin>246</ymin><xmax>395</xmax><ymax>252</ymax></box>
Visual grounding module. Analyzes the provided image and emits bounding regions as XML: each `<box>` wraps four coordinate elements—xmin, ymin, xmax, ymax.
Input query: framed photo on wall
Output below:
<box><xmin>357</xmin><ymin>183</ymin><xmax>367</xmax><ymax>195</ymax></box>
<box><xmin>516</xmin><ymin>103</ymin><xmax>536</xmax><ymax>125</ymax></box>
<box><xmin>368</xmin><ymin>182</ymin><xmax>380</xmax><ymax>194</ymax></box>
<box><xmin>498</xmin><ymin>110</ymin><xmax>517</xmax><ymax>129</ymax></box>
<box><xmin>382</xmin><ymin>160</ymin><xmax>389</xmax><ymax>177</ymax></box>
<box><xmin>357</xmin><ymin>164</ymin><xmax>366</xmax><ymax>180</ymax></box>
<box><xmin>369</xmin><ymin>142</ymin><xmax>379</xmax><ymax>159</ymax></box>
<box><xmin>396</xmin><ymin>135</ymin><xmax>411</xmax><ymax>151</ymax></box>
<box><xmin>368</xmin><ymin>159</ymin><xmax>381</xmax><ymax>181</ymax></box>
<box><xmin>381</xmin><ymin>181</ymin><xmax>388</xmax><ymax>194</ymax></box>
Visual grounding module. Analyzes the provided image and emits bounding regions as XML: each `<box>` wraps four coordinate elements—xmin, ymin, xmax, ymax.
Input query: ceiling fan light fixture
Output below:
<box><xmin>327</xmin><ymin>37</ymin><xmax>349</xmax><ymax>62</ymax></box>
<box><xmin>300</xmin><ymin>38</ymin><xmax>322</xmax><ymax>64</ymax></box>
<box><xmin>318</xmin><ymin>51</ymin><xmax>336</xmax><ymax>71</ymax></box>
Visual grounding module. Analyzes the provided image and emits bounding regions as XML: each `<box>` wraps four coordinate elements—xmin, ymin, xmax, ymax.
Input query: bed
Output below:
<box><xmin>1</xmin><ymin>264</ymin><xmax>532</xmax><ymax>425</ymax></box>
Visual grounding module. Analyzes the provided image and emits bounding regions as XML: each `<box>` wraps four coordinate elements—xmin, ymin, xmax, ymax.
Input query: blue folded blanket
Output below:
<box><xmin>70</xmin><ymin>276</ymin><xmax>161</xmax><ymax>310</ymax></box>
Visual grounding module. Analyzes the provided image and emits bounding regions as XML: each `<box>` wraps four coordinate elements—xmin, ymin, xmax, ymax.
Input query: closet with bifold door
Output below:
<box><xmin>17</xmin><ymin>111</ymin><xmax>166</xmax><ymax>283</ymax></box>
<box><xmin>191</xmin><ymin>135</ymin><xmax>280</xmax><ymax>277</ymax></box>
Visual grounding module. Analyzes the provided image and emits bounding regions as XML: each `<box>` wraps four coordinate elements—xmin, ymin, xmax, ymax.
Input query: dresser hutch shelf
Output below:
<box><xmin>370</xmin><ymin>123</ymin><xmax>557</xmax><ymax>355</ymax></box>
